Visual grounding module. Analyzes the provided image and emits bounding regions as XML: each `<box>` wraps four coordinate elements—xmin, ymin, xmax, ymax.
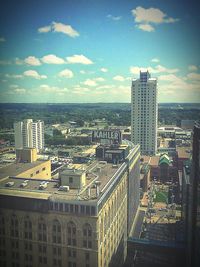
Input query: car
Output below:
<box><xmin>5</xmin><ymin>181</ymin><xmax>14</xmax><ymax>187</ymax></box>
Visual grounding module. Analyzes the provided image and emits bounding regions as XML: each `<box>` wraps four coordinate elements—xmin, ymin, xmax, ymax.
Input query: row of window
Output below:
<box><xmin>0</xmin><ymin>216</ymin><xmax>93</xmax><ymax>248</ymax></box>
<box><xmin>30</xmin><ymin>167</ymin><xmax>46</xmax><ymax>177</ymax></box>
<box><xmin>0</xmin><ymin>240</ymin><xmax>91</xmax><ymax>267</ymax></box>
<box><xmin>49</xmin><ymin>203</ymin><xmax>96</xmax><ymax>216</ymax></box>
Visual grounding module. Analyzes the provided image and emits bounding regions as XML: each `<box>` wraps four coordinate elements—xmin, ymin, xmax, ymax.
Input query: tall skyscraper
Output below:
<box><xmin>131</xmin><ymin>70</ymin><xmax>157</xmax><ymax>155</ymax></box>
<box><xmin>14</xmin><ymin>119</ymin><xmax>44</xmax><ymax>151</ymax></box>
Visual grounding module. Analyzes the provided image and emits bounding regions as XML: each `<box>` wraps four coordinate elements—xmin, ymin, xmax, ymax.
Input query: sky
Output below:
<box><xmin>0</xmin><ymin>0</ymin><xmax>200</xmax><ymax>103</ymax></box>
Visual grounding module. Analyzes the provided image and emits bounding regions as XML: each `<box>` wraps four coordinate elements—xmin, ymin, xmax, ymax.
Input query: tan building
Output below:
<box><xmin>0</xmin><ymin>145</ymin><xmax>140</xmax><ymax>267</ymax></box>
<box><xmin>0</xmin><ymin>148</ymin><xmax>51</xmax><ymax>180</ymax></box>
<box><xmin>16</xmin><ymin>148</ymin><xmax>38</xmax><ymax>163</ymax></box>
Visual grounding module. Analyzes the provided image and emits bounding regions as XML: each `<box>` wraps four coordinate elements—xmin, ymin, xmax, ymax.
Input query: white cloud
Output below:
<box><xmin>52</xmin><ymin>22</ymin><xmax>79</xmax><ymax>37</ymax></box>
<box><xmin>113</xmin><ymin>75</ymin><xmax>126</xmax><ymax>81</ymax></box>
<box><xmin>9</xmin><ymin>84</ymin><xmax>19</xmax><ymax>88</ymax></box>
<box><xmin>5</xmin><ymin>74</ymin><xmax>23</xmax><ymax>79</ymax></box>
<box><xmin>188</xmin><ymin>65</ymin><xmax>198</xmax><ymax>71</ymax></box>
<box><xmin>41</xmin><ymin>54</ymin><xmax>65</xmax><ymax>64</ymax></box>
<box><xmin>38</xmin><ymin>22</ymin><xmax>79</xmax><ymax>38</ymax></box>
<box><xmin>24</xmin><ymin>56</ymin><xmax>41</xmax><ymax>66</ymax></box>
<box><xmin>107</xmin><ymin>14</ymin><xmax>122</xmax><ymax>21</ymax></box>
<box><xmin>66</xmin><ymin>54</ymin><xmax>93</xmax><ymax>65</ymax></box>
<box><xmin>132</xmin><ymin>6</ymin><xmax>179</xmax><ymax>32</ymax></box>
<box><xmin>100</xmin><ymin>68</ymin><xmax>108</xmax><ymax>72</ymax></box>
<box><xmin>158</xmin><ymin>74</ymin><xmax>181</xmax><ymax>82</ymax></box>
<box><xmin>14</xmin><ymin>88</ymin><xmax>26</xmax><ymax>94</ymax></box>
<box><xmin>15</xmin><ymin>58</ymin><xmax>24</xmax><ymax>65</ymax></box>
<box><xmin>187</xmin><ymin>72</ymin><xmax>200</xmax><ymax>80</ymax></box>
<box><xmin>58</xmin><ymin>69</ymin><xmax>73</xmax><ymax>78</ymax></box>
<box><xmin>151</xmin><ymin>58</ymin><xmax>160</xmax><ymax>63</ymax></box>
<box><xmin>97</xmin><ymin>85</ymin><xmax>114</xmax><ymax>90</ymax></box>
<box><xmin>73</xmin><ymin>86</ymin><xmax>90</xmax><ymax>95</ymax></box>
<box><xmin>38</xmin><ymin>25</ymin><xmax>51</xmax><ymax>33</ymax></box>
<box><xmin>40</xmin><ymin>84</ymin><xmax>69</xmax><ymax>95</ymax></box>
<box><xmin>130</xmin><ymin>65</ymin><xmax>179</xmax><ymax>75</ymax></box>
<box><xmin>94</xmin><ymin>77</ymin><xmax>105</xmax><ymax>82</ymax></box>
<box><xmin>23</xmin><ymin>70</ymin><xmax>47</xmax><ymax>79</ymax></box>
<box><xmin>130</xmin><ymin>66</ymin><xmax>148</xmax><ymax>75</ymax></box>
<box><xmin>80</xmin><ymin>70</ymin><xmax>86</xmax><ymax>74</ymax></box>
<box><xmin>82</xmin><ymin>79</ymin><xmax>97</xmax><ymax>87</ymax></box>
<box><xmin>154</xmin><ymin>65</ymin><xmax>179</xmax><ymax>73</ymax></box>
<box><xmin>137</xmin><ymin>24</ymin><xmax>154</xmax><ymax>32</ymax></box>
<box><xmin>0</xmin><ymin>37</ymin><xmax>6</xmax><ymax>42</ymax></box>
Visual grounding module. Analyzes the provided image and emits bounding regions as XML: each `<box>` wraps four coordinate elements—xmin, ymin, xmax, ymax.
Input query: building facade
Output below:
<box><xmin>131</xmin><ymin>71</ymin><xmax>157</xmax><ymax>155</ymax></box>
<box><xmin>14</xmin><ymin>119</ymin><xmax>44</xmax><ymax>151</ymax></box>
<box><xmin>0</xmin><ymin>145</ymin><xmax>140</xmax><ymax>267</ymax></box>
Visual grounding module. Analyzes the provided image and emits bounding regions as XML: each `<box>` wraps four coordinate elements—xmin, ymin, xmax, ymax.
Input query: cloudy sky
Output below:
<box><xmin>0</xmin><ymin>0</ymin><xmax>200</xmax><ymax>103</ymax></box>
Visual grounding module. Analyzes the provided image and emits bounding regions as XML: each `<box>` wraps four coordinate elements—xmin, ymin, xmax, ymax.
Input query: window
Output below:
<box><xmin>53</xmin><ymin>247</ymin><xmax>61</xmax><ymax>256</ymax></box>
<box><xmin>82</xmin><ymin>224</ymin><xmax>92</xmax><ymax>249</ymax></box>
<box><xmin>24</xmin><ymin>216</ymin><xmax>32</xmax><ymax>240</ymax></box>
<box><xmin>24</xmin><ymin>242</ymin><xmax>32</xmax><ymax>251</ymax></box>
<box><xmin>52</xmin><ymin>220</ymin><xmax>61</xmax><ymax>244</ymax></box>
<box><xmin>10</xmin><ymin>215</ymin><xmax>19</xmax><ymax>238</ymax></box>
<box><xmin>0</xmin><ymin>215</ymin><xmax>5</xmax><ymax>236</ymax></box>
<box><xmin>67</xmin><ymin>221</ymin><xmax>76</xmax><ymax>247</ymax></box>
<box><xmin>68</xmin><ymin>248</ymin><xmax>76</xmax><ymax>258</ymax></box>
<box><xmin>85</xmin><ymin>252</ymin><xmax>90</xmax><ymax>261</ymax></box>
<box><xmin>38</xmin><ymin>218</ymin><xmax>47</xmax><ymax>242</ymax></box>
<box><xmin>36</xmin><ymin>170</ymin><xmax>39</xmax><ymax>174</ymax></box>
<box><xmin>69</xmin><ymin>177</ymin><xmax>73</xmax><ymax>183</ymax></box>
<box><xmin>38</xmin><ymin>244</ymin><xmax>46</xmax><ymax>253</ymax></box>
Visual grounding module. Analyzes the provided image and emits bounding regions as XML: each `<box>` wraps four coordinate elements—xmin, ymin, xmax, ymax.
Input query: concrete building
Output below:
<box><xmin>14</xmin><ymin>119</ymin><xmax>44</xmax><ymax>151</ymax></box>
<box><xmin>0</xmin><ymin>148</ymin><xmax>51</xmax><ymax>180</ymax></box>
<box><xmin>185</xmin><ymin>123</ymin><xmax>200</xmax><ymax>267</ymax></box>
<box><xmin>0</xmin><ymin>144</ymin><xmax>140</xmax><ymax>267</ymax></box>
<box><xmin>131</xmin><ymin>71</ymin><xmax>157</xmax><ymax>155</ymax></box>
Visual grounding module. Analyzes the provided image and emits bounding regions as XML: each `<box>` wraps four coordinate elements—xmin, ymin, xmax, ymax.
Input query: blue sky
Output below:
<box><xmin>0</xmin><ymin>0</ymin><xmax>200</xmax><ymax>103</ymax></box>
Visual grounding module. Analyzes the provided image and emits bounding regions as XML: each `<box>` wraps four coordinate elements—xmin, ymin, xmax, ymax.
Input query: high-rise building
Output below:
<box><xmin>14</xmin><ymin>119</ymin><xmax>44</xmax><ymax>151</ymax></box>
<box><xmin>184</xmin><ymin>123</ymin><xmax>200</xmax><ymax>267</ymax></box>
<box><xmin>131</xmin><ymin>70</ymin><xmax>157</xmax><ymax>155</ymax></box>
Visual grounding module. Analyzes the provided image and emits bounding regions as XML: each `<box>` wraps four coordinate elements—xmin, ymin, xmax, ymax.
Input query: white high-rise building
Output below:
<box><xmin>131</xmin><ymin>70</ymin><xmax>157</xmax><ymax>155</ymax></box>
<box><xmin>14</xmin><ymin>119</ymin><xmax>44</xmax><ymax>151</ymax></box>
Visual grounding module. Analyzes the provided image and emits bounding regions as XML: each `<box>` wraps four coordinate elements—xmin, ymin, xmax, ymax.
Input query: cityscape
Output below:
<box><xmin>0</xmin><ymin>1</ymin><xmax>200</xmax><ymax>267</ymax></box>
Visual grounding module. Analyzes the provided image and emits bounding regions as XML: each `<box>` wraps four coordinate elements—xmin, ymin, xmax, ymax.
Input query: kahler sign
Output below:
<box><xmin>92</xmin><ymin>130</ymin><xmax>122</xmax><ymax>145</ymax></box>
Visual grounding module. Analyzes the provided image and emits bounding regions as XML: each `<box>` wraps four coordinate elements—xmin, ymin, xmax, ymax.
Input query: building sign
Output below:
<box><xmin>92</xmin><ymin>130</ymin><xmax>122</xmax><ymax>144</ymax></box>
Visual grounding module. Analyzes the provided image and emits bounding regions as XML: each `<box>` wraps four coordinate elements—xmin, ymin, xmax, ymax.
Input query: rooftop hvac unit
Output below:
<box><xmin>58</xmin><ymin>185</ymin><xmax>70</xmax><ymax>192</ymax></box>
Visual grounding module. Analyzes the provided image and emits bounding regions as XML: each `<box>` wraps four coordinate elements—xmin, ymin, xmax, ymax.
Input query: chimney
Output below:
<box><xmin>87</xmin><ymin>187</ymin><xmax>91</xmax><ymax>198</ymax></box>
<box><xmin>95</xmin><ymin>181</ymin><xmax>101</xmax><ymax>197</ymax></box>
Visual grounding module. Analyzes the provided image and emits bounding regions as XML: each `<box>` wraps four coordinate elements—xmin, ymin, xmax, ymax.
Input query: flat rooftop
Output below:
<box><xmin>0</xmin><ymin>160</ymin><xmax>124</xmax><ymax>202</ymax></box>
<box><xmin>176</xmin><ymin>147</ymin><xmax>191</xmax><ymax>159</ymax></box>
<box><xmin>0</xmin><ymin>160</ymin><xmax>49</xmax><ymax>180</ymax></box>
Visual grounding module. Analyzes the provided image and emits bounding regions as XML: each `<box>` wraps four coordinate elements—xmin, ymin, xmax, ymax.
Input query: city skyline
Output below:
<box><xmin>0</xmin><ymin>0</ymin><xmax>200</xmax><ymax>103</ymax></box>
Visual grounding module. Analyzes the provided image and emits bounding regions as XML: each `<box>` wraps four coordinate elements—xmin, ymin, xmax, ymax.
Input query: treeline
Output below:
<box><xmin>45</xmin><ymin>134</ymin><xmax>91</xmax><ymax>146</ymax></box>
<box><xmin>0</xmin><ymin>103</ymin><xmax>200</xmax><ymax>129</ymax></box>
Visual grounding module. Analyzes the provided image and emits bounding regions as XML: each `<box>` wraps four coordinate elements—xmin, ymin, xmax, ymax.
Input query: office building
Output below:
<box><xmin>14</xmin><ymin>119</ymin><xmax>44</xmax><ymax>151</ymax></box>
<box><xmin>0</xmin><ymin>136</ymin><xmax>140</xmax><ymax>267</ymax></box>
<box><xmin>186</xmin><ymin>123</ymin><xmax>200</xmax><ymax>267</ymax></box>
<box><xmin>131</xmin><ymin>70</ymin><xmax>157</xmax><ymax>155</ymax></box>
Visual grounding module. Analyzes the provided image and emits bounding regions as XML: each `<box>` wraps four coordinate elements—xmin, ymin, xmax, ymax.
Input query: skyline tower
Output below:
<box><xmin>131</xmin><ymin>70</ymin><xmax>157</xmax><ymax>155</ymax></box>
<box><xmin>14</xmin><ymin>119</ymin><xmax>44</xmax><ymax>151</ymax></box>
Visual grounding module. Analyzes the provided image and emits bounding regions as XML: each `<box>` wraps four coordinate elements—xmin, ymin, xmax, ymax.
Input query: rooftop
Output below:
<box><xmin>0</xmin><ymin>160</ymin><xmax>49</xmax><ymax>180</ymax></box>
<box><xmin>0</xmin><ymin>160</ymin><xmax>124</xmax><ymax>203</ymax></box>
<box><xmin>150</xmin><ymin>156</ymin><xmax>160</xmax><ymax>166</ymax></box>
<box><xmin>176</xmin><ymin>147</ymin><xmax>191</xmax><ymax>159</ymax></box>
